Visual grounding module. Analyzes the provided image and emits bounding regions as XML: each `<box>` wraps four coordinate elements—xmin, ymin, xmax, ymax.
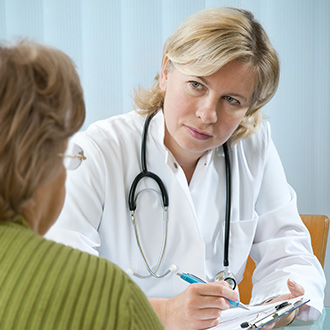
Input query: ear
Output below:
<box><xmin>20</xmin><ymin>196</ymin><xmax>38</xmax><ymax>231</ymax></box>
<box><xmin>21</xmin><ymin>197</ymin><xmax>37</xmax><ymax>214</ymax></box>
<box><xmin>159</xmin><ymin>55</ymin><xmax>170</xmax><ymax>91</ymax></box>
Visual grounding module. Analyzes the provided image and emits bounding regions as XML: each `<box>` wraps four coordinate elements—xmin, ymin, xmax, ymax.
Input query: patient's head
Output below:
<box><xmin>0</xmin><ymin>40</ymin><xmax>85</xmax><ymax>234</ymax></box>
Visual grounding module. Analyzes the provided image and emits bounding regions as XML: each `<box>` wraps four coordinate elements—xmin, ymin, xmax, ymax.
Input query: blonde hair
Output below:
<box><xmin>0</xmin><ymin>40</ymin><xmax>85</xmax><ymax>221</ymax></box>
<box><xmin>135</xmin><ymin>7</ymin><xmax>279</xmax><ymax>142</ymax></box>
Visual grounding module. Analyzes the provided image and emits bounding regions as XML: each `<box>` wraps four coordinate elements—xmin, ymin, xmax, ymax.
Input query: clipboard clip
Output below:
<box><xmin>240</xmin><ymin>298</ymin><xmax>310</xmax><ymax>329</ymax></box>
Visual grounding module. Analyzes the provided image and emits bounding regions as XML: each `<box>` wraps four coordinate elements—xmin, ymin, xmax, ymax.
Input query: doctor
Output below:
<box><xmin>47</xmin><ymin>7</ymin><xmax>325</xmax><ymax>330</ymax></box>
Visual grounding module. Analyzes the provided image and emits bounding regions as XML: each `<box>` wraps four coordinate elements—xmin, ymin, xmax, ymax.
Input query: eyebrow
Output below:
<box><xmin>196</xmin><ymin>76</ymin><xmax>248</xmax><ymax>103</ymax></box>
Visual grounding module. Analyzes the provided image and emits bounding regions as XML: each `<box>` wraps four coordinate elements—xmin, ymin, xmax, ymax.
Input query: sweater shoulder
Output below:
<box><xmin>0</xmin><ymin>222</ymin><xmax>163</xmax><ymax>329</ymax></box>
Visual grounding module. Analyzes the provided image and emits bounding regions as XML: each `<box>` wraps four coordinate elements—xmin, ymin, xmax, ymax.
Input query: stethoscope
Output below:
<box><xmin>128</xmin><ymin>111</ymin><xmax>237</xmax><ymax>289</ymax></box>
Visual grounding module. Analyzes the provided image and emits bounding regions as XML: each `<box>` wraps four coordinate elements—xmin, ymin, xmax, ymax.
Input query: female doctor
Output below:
<box><xmin>47</xmin><ymin>7</ymin><xmax>325</xmax><ymax>330</ymax></box>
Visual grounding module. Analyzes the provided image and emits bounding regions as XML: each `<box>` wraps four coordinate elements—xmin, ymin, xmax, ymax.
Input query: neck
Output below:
<box><xmin>163</xmin><ymin>121</ymin><xmax>206</xmax><ymax>184</ymax></box>
<box><xmin>181</xmin><ymin>163</ymin><xmax>197</xmax><ymax>184</ymax></box>
<box><xmin>168</xmin><ymin>148</ymin><xmax>200</xmax><ymax>184</ymax></box>
<box><xmin>164</xmin><ymin>142</ymin><xmax>203</xmax><ymax>186</ymax></box>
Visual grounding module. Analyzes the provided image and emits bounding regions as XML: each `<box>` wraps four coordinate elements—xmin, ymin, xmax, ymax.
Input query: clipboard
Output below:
<box><xmin>211</xmin><ymin>296</ymin><xmax>310</xmax><ymax>330</ymax></box>
<box><xmin>240</xmin><ymin>297</ymin><xmax>310</xmax><ymax>329</ymax></box>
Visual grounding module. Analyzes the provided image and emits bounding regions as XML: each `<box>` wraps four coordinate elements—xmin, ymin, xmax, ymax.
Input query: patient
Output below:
<box><xmin>0</xmin><ymin>40</ymin><xmax>164</xmax><ymax>329</ymax></box>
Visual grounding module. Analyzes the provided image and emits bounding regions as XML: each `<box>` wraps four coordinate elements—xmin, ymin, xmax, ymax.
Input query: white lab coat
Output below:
<box><xmin>46</xmin><ymin>110</ymin><xmax>325</xmax><ymax>320</ymax></box>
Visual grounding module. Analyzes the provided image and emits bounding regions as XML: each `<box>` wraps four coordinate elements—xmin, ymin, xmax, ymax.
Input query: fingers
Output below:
<box><xmin>195</xmin><ymin>281</ymin><xmax>238</xmax><ymax>301</ymax></box>
<box><xmin>183</xmin><ymin>282</ymin><xmax>234</xmax><ymax>310</ymax></box>
<box><xmin>264</xmin><ymin>279</ymin><xmax>305</xmax><ymax>305</ymax></box>
<box><xmin>287</xmin><ymin>278</ymin><xmax>305</xmax><ymax>297</ymax></box>
<box><xmin>261</xmin><ymin>279</ymin><xmax>304</xmax><ymax>329</ymax></box>
<box><xmin>193</xmin><ymin>317</ymin><xmax>221</xmax><ymax>330</ymax></box>
<box><xmin>164</xmin><ymin>281</ymin><xmax>238</xmax><ymax>330</ymax></box>
<box><xmin>262</xmin><ymin>309</ymin><xmax>297</xmax><ymax>329</ymax></box>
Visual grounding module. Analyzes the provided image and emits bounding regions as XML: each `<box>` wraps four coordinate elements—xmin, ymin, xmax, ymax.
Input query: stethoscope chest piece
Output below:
<box><xmin>215</xmin><ymin>266</ymin><xmax>237</xmax><ymax>290</ymax></box>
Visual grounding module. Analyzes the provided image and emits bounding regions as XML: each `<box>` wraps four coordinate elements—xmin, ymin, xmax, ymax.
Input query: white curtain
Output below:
<box><xmin>1</xmin><ymin>0</ymin><xmax>330</xmax><ymax>305</ymax></box>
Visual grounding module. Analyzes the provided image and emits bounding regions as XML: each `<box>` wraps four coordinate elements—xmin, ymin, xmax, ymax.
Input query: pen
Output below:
<box><xmin>177</xmin><ymin>272</ymin><xmax>249</xmax><ymax>310</ymax></box>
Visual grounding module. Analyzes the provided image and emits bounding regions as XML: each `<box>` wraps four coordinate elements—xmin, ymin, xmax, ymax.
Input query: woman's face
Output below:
<box><xmin>160</xmin><ymin>58</ymin><xmax>256</xmax><ymax>166</ymax></box>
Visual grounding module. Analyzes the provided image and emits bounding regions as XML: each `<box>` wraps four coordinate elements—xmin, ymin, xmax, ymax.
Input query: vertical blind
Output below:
<box><xmin>1</xmin><ymin>0</ymin><xmax>329</xmax><ymax>304</ymax></box>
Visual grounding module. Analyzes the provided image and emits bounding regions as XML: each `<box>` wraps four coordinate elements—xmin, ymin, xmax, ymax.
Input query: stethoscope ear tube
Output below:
<box><xmin>141</xmin><ymin>111</ymin><xmax>157</xmax><ymax>172</ymax></box>
<box><xmin>129</xmin><ymin>111</ymin><xmax>168</xmax><ymax>211</ymax></box>
<box><xmin>222</xmin><ymin>142</ymin><xmax>231</xmax><ymax>268</ymax></box>
<box><xmin>214</xmin><ymin>142</ymin><xmax>237</xmax><ymax>290</ymax></box>
<box><xmin>128</xmin><ymin>170</ymin><xmax>169</xmax><ymax>211</ymax></box>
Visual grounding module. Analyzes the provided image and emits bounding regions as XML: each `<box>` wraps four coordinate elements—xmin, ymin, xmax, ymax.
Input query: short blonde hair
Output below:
<box><xmin>135</xmin><ymin>7</ymin><xmax>279</xmax><ymax>142</ymax></box>
<box><xmin>0</xmin><ymin>40</ymin><xmax>85</xmax><ymax>221</ymax></box>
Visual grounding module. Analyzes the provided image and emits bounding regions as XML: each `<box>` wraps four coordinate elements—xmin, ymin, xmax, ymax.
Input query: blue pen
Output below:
<box><xmin>177</xmin><ymin>272</ymin><xmax>249</xmax><ymax>310</ymax></box>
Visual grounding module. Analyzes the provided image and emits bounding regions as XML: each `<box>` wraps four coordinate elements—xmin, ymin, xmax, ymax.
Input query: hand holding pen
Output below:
<box><xmin>163</xmin><ymin>272</ymin><xmax>246</xmax><ymax>330</ymax></box>
<box><xmin>177</xmin><ymin>272</ymin><xmax>249</xmax><ymax>310</ymax></box>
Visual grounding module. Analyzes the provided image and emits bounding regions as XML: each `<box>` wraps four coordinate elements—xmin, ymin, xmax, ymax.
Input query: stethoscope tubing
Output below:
<box><xmin>128</xmin><ymin>111</ymin><xmax>168</xmax><ymax>212</ymax></box>
<box><xmin>129</xmin><ymin>207</ymin><xmax>170</xmax><ymax>278</ymax></box>
<box><xmin>128</xmin><ymin>171</ymin><xmax>169</xmax><ymax>211</ymax></box>
<box><xmin>128</xmin><ymin>111</ymin><xmax>170</xmax><ymax>278</ymax></box>
<box><xmin>223</xmin><ymin>142</ymin><xmax>232</xmax><ymax>268</ymax></box>
<box><xmin>128</xmin><ymin>111</ymin><xmax>234</xmax><ymax>284</ymax></box>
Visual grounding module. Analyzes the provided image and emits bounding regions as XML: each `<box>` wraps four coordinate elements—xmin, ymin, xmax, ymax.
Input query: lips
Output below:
<box><xmin>185</xmin><ymin>125</ymin><xmax>212</xmax><ymax>140</ymax></box>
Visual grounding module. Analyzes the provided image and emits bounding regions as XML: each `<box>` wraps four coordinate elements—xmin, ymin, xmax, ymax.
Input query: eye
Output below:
<box><xmin>189</xmin><ymin>81</ymin><xmax>204</xmax><ymax>90</ymax></box>
<box><xmin>225</xmin><ymin>96</ymin><xmax>240</xmax><ymax>105</ymax></box>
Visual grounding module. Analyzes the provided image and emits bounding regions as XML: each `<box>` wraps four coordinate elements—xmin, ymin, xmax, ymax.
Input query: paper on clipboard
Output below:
<box><xmin>210</xmin><ymin>296</ymin><xmax>310</xmax><ymax>330</ymax></box>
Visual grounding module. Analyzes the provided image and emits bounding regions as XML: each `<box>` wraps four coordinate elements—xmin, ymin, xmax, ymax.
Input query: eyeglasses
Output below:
<box><xmin>58</xmin><ymin>144</ymin><xmax>86</xmax><ymax>170</ymax></box>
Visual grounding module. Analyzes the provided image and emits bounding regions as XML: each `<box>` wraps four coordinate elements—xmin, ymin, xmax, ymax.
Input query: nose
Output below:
<box><xmin>196</xmin><ymin>98</ymin><xmax>218</xmax><ymax>124</ymax></box>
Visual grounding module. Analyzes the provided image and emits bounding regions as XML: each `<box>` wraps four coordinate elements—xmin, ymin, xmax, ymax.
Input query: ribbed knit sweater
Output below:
<box><xmin>0</xmin><ymin>218</ymin><xmax>164</xmax><ymax>329</ymax></box>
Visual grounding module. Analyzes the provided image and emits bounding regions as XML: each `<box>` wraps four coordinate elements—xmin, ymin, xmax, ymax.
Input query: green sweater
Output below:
<box><xmin>0</xmin><ymin>218</ymin><xmax>164</xmax><ymax>330</ymax></box>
